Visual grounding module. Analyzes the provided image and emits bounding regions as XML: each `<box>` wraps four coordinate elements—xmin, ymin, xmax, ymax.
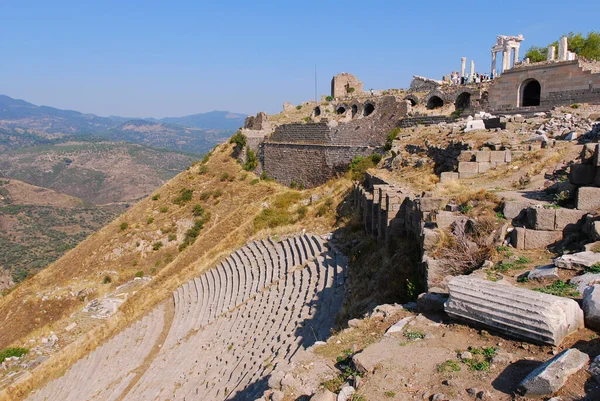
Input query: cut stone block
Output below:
<box><xmin>311</xmin><ymin>389</ymin><xmax>337</xmax><ymax>401</ymax></box>
<box><xmin>465</xmin><ymin>120</ymin><xmax>486</xmax><ymax>132</ymax></box>
<box><xmin>504</xmin><ymin>200</ymin><xmax>535</xmax><ymax>221</ymax></box>
<box><xmin>524</xmin><ymin>229</ymin><xmax>563</xmax><ymax>250</ymax></box>
<box><xmin>417</xmin><ymin>292</ymin><xmax>449</xmax><ymax>313</ymax></box>
<box><xmin>419</xmin><ymin>198</ymin><xmax>446</xmax><ymax>212</ymax></box>
<box><xmin>554</xmin><ymin>208</ymin><xmax>586</xmax><ymax>231</ymax></box>
<box><xmin>385</xmin><ymin>316</ymin><xmax>414</xmax><ymax>336</ymax></box>
<box><xmin>554</xmin><ymin>251</ymin><xmax>600</xmax><ymax>269</ymax></box>
<box><xmin>475</xmin><ymin>151</ymin><xmax>491</xmax><ymax>162</ymax></box>
<box><xmin>490</xmin><ymin>151</ymin><xmax>506</xmax><ymax>163</ymax></box>
<box><xmin>569</xmin><ymin>164</ymin><xmax>596</xmax><ymax>186</ymax></box>
<box><xmin>436</xmin><ymin>211</ymin><xmax>460</xmax><ymax>230</ymax></box>
<box><xmin>440</xmin><ymin>172</ymin><xmax>459</xmax><ymax>183</ymax></box>
<box><xmin>571</xmin><ymin>273</ymin><xmax>600</xmax><ymax>293</ymax></box>
<box><xmin>577</xmin><ymin>187</ymin><xmax>600</xmax><ymax>211</ymax></box>
<box><xmin>458</xmin><ymin>162</ymin><xmax>478</xmax><ymax>175</ymax></box>
<box><xmin>421</xmin><ymin>228</ymin><xmax>440</xmax><ymax>251</ymax></box>
<box><xmin>445</xmin><ymin>276</ymin><xmax>584</xmax><ymax>345</ymax></box>
<box><xmin>583</xmin><ymin>285</ymin><xmax>600</xmax><ymax>330</ymax></box>
<box><xmin>505</xmin><ymin>151</ymin><xmax>512</xmax><ymax>163</ymax></box>
<box><xmin>528</xmin><ymin>265</ymin><xmax>560</xmax><ymax>282</ymax></box>
<box><xmin>458</xmin><ymin>151</ymin><xmax>474</xmax><ymax>162</ymax></box>
<box><xmin>594</xmin><ymin>144</ymin><xmax>600</xmax><ymax>167</ymax></box>
<box><xmin>478</xmin><ymin>162</ymin><xmax>491</xmax><ymax>173</ymax></box>
<box><xmin>527</xmin><ymin>207</ymin><xmax>556</xmax><ymax>231</ymax></box>
<box><xmin>588</xmin><ymin>355</ymin><xmax>600</xmax><ymax>385</ymax></box>
<box><xmin>511</xmin><ymin>227</ymin><xmax>526</xmax><ymax>249</ymax></box>
<box><xmin>517</xmin><ymin>349</ymin><xmax>589</xmax><ymax>397</ymax></box>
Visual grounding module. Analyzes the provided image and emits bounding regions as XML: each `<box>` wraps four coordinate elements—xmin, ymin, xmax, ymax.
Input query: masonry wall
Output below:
<box><xmin>269</xmin><ymin>122</ymin><xmax>331</xmax><ymax>144</ymax></box>
<box><xmin>262</xmin><ymin>143</ymin><xmax>372</xmax><ymax>187</ymax></box>
<box><xmin>489</xmin><ymin>60</ymin><xmax>600</xmax><ymax>110</ymax></box>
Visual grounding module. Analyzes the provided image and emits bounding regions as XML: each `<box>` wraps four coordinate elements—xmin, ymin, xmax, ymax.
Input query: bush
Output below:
<box><xmin>451</xmin><ymin>109</ymin><xmax>463</xmax><ymax>119</ymax></box>
<box><xmin>346</xmin><ymin>87</ymin><xmax>356</xmax><ymax>93</ymax></box>
<box><xmin>135</xmin><ymin>271</ymin><xmax>144</xmax><ymax>278</ymax></box>
<box><xmin>102</xmin><ymin>275</ymin><xmax>112</xmax><ymax>284</ymax></box>
<box><xmin>243</xmin><ymin>149</ymin><xmax>258</xmax><ymax>171</ymax></box>
<box><xmin>571</xmin><ymin>103</ymin><xmax>581</xmax><ymax>109</ymax></box>
<box><xmin>348</xmin><ymin>156</ymin><xmax>375</xmax><ymax>181</ymax></box>
<box><xmin>147</xmin><ymin>217</ymin><xmax>154</xmax><ymax>225</ymax></box>
<box><xmin>290</xmin><ymin>181</ymin><xmax>297</xmax><ymax>189</ymax></box>
<box><xmin>213</xmin><ymin>189</ymin><xmax>223</xmax><ymax>198</ymax></box>
<box><xmin>533</xmin><ymin>280</ymin><xmax>580</xmax><ymax>297</ymax></box>
<box><xmin>296</xmin><ymin>105</ymin><xmax>302</xmax><ymax>110</ymax></box>
<box><xmin>250</xmin><ymin>178</ymin><xmax>259</xmax><ymax>185</ymax></box>
<box><xmin>173</xmin><ymin>188</ymin><xmax>194</xmax><ymax>205</ymax></box>
<box><xmin>159</xmin><ymin>206</ymin><xmax>168</xmax><ymax>213</ymax></box>
<box><xmin>192</xmin><ymin>204</ymin><xmax>205</xmax><ymax>217</ymax></box>
<box><xmin>220</xmin><ymin>172</ymin><xmax>230</xmax><ymax>182</ymax></box>
<box><xmin>384</xmin><ymin>128</ymin><xmax>401</xmax><ymax>151</ymax></box>
<box><xmin>200</xmin><ymin>151</ymin><xmax>212</xmax><ymax>164</ymax></box>
<box><xmin>229</xmin><ymin>131</ymin><xmax>247</xmax><ymax>149</ymax></box>
<box><xmin>179</xmin><ymin>212</ymin><xmax>211</xmax><ymax>251</ymax></box>
<box><xmin>151</xmin><ymin>194</ymin><xmax>160</xmax><ymax>201</ymax></box>
<box><xmin>370</xmin><ymin>153</ymin><xmax>382</xmax><ymax>164</ymax></box>
<box><xmin>198</xmin><ymin>165</ymin><xmax>208</xmax><ymax>174</ymax></box>
<box><xmin>119</xmin><ymin>222</ymin><xmax>128</xmax><ymax>231</ymax></box>
<box><xmin>168</xmin><ymin>233</ymin><xmax>177</xmax><ymax>242</ymax></box>
<box><xmin>261</xmin><ymin>171</ymin><xmax>274</xmax><ymax>181</ymax></box>
<box><xmin>325</xmin><ymin>96</ymin><xmax>334</xmax><ymax>101</ymax></box>
<box><xmin>0</xmin><ymin>347</ymin><xmax>29</xmax><ymax>363</ymax></box>
<box><xmin>152</xmin><ymin>241</ymin><xmax>163</xmax><ymax>251</ymax></box>
<box><xmin>199</xmin><ymin>191</ymin><xmax>211</xmax><ymax>200</ymax></box>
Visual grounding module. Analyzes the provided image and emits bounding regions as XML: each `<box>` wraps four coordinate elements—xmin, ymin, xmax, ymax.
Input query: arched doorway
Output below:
<box><xmin>521</xmin><ymin>79</ymin><xmax>541</xmax><ymax>107</ymax></box>
<box><xmin>455</xmin><ymin>92</ymin><xmax>471</xmax><ymax>110</ymax></box>
<box><xmin>404</xmin><ymin>95</ymin><xmax>418</xmax><ymax>107</ymax></box>
<box><xmin>336</xmin><ymin>106</ymin><xmax>347</xmax><ymax>115</ymax></box>
<box><xmin>351</xmin><ymin>104</ymin><xmax>358</xmax><ymax>117</ymax></box>
<box><xmin>363</xmin><ymin>103</ymin><xmax>375</xmax><ymax>116</ymax></box>
<box><xmin>427</xmin><ymin>96</ymin><xmax>444</xmax><ymax>110</ymax></box>
<box><xmin>314</xmin><ymin>106</ymin><xmax>321</xmax><ymax>117</ymax></box>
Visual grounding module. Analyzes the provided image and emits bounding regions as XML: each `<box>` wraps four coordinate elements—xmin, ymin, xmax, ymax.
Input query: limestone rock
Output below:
<box><xmin>417</xmin><ymin>292</ymin><xmax>448</xmax><ymax>313</ymax></box>
<box><xmin>465</xmin><ymin>120</ymin><xmax>486</xmax><ymax>132</ymax></box>
<box><xmin>445</xmin><ymin>276</ymin><xmax>584</xmax><ymax>345</ymax></box>
<box><xmin>571</xmin><ymin>273</ymin><xmax>600</xmax><ymax>293</ymax></box>
<box><xmin>528</xmin><ymin>265</ymin><xmax>560</xmax><ymax>282</ymax></box>
<box><xmin>583</xmin><ymin>285</ymin><xmax>600</xmax><ymax>330</ymax></box>
<box><xmin>348</xmin><ymin>319</ymin><xmax>362</xmax><ymax>328</ymax></box>
<box><xmin>337</xmin><ymin>385</ymin><xmax>355</xmax><ymax>401</ymax></box>
<box><xmin>384</xmin><ymin>316</ymin><xmax>414</xmax><ymax>336</ymax></box>
<box><xmin>271</xmin><ymin>390</ymin><xmax>284</xmax><ymax>401</ymax></box>
<box><xmin>587</xmin><ymin>355</ymin><xmax>600</xmax><ymax>384</ymax></box>
<box><xmin>554</xmin><ymin>251</ymin><xmax>600</xmax><ymax>269</ymax></box>
<box><xmin>311</xmin><ymin>389</ymin><xmax>336</xmax><ymax>401</ymax></box>
<box><xmin>517</xmin><ymin>349</ymin><xmax>589</xmax><ymax>397</ymax></box>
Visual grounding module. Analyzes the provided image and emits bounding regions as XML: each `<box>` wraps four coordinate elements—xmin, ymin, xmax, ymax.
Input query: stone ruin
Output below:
<box><xmin>331</xmin><ymin>72</ymin><xmax>363</xmax><ymax>98</ymax></box>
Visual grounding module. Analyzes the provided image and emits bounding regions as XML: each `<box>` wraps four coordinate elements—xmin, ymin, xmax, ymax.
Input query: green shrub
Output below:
<box><xmin>250</xmin><ymin>179</ymin><xmax>259</xmax><ymax>185</ymax></box>
<box><xmin>571</xmin><ymin>103</ymin><xmax>580</xmax><ymax>109</ymax></box>
<box><xmin>383</xmin><ymin>128</ymin><xmax>401</xmax><ymax>151</ymax></box>
<box><xmin>152</xmin><ymin>241</ymin><xmax>163</xmax><ymax>251</ymax></box>
<box><xmin>192</xmin><ymin>204</ymin><xmax>205</xmax><ymax>217</ymax></box>
<box><xmin>147</xmin><ymin>217</ymin><xmax>154</xmax><ymax>225</ymax></box>
<box><xmin>220</xmin><ymin>172</ymin><xmax>230</xmax><ymax>182</ymax></box>
<box><xmin>198</xmin><ymin>165</ymin><xmax>208</xmax><ymax>174</ymax></box>
<box><xmin>296</xmin><ymin>105</ymin><xmax>302</xmax><ymax>110</ymax></box>
<box><xmin>346</xmin><ymin>87</ymin><xmax>356</xmax><ymax>93</ymax></box>
<box><xmin>173</xmin><ymin>188</ymin><xmax>194</xmax><ymax>205</ymax></box>
<box><xmin>348</xmin><ymin>156</ymin><xmax>375</xmax><ymax>181</ymax></box>
<box><xmin>213</xmin><ymin>189</ymin><xmax>223</xmax><ymax>198</ymax></box>
<box><xmin>102</xmin><ymin>275</ymin><xmax>112</xmax><ymax>284</ymax></box>
<box><xmin>437</xmin><ymin>360</ymin><xmax>461</xmax><ymax>373</ymax></box>
<box><xmin>451</xmin><ymin>109</ymin><xmax>463</xmax><ymax>119</ymax></box>
<box><xmin>243</xmin><ymin>149</ymin><xmax>258</xmax><ymax>171</ymax></box>
<box><xmin>135</xmin><ymin>271</ymin><xmax>144</xmax><ymax>278</ymax></box>
<box><xmin>179</xmin><ymin>212</ymin><xmax>211</xmax><ymax>251</ymax></box>
<box><xmin>370</xmin><ymin>153</ymin><xmax>382</xmax><ymax>164</ymax></box>
<box><xmin>297</xmin><ymin>205</ymin><xmax>308</xmax><ymax>219</ymax></box>
<box><xmin>404</xmin><ymin>330</ymin><xmax>425</xmax><ymax>340</ymax></box>
<box><xmin>533</xmin><ymin>280</ymin><xmax>580</xmax><ymax>297</ymax></box>
<box><xmin>588</xmin><ymin>263</ymin><xmax>600</xmax><ymax>273</ymax></box>
<box><xmin>199</xmin><ymin>191</ymin><xmax>211</xmax><ymax>200</ymax></box>
<box><xmin>229</xmin><ymin>131</ymin><xmax>247</xmax><ymax>149</ymax></box>
<box><xmin>0</xmin><ymin>347</ymin><xmax>29</xmax><ymax>363</ymax></box>
<box><xmin>168</xmin><ymin>233</ymin><xmax>177</xmax><ymax>242</ymax></box>
<box><xmin>325</xmin><ymin>96</ymin><xmax>334</xmax><ymax>101</ymax></box>
<box><xmin>261</xmin><ymin>171</ymin><xmax>274</xmax><ymax>181</ymax></box>
<box><xmin>290</xmin><ymin>181</ymin><xmax>297</xmax><ymax>189</ymax></box>
<box><xmin>159</xmin><ymin>206</ymin><xmax>168</xmax><ymax>213</ymax></box>
<box><xmin>200</xmin><ymin>152</ymin><xmax>211</xmax><ymax>164</ymax></box>
<box><xmin>151</xmin><ymin>194</ymin><xmax>160</xmax><ymax>201</ymax></box>
<box><xmin>119</xmin><ymin>222</ymin><xmax>128</xmax><ymax>231</ymax></box>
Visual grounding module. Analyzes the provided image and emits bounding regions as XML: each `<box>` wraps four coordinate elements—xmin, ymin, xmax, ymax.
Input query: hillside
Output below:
<box><xmin>160</xmin><ymin>110</ymin><xmax>247</xmax><ymax>131</ymax></box>
<box><xmin>0</xmin><ymin>179</ymin><xmax>123</xmax><ymax>283</ymax></box>
<box><xmin>0</xmin><ymin>141</ymin><xmax>195</xmax><ymax>204</ymax></box>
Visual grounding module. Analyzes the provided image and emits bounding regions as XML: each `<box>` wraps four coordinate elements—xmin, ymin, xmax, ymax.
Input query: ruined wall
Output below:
<box><xmin>269</xmin><ymin>122</ymin><xmax>331</xmax><ymax>144</ymax></box>
<box><xmin>489</xmin><ymin>60</ymin><xmax>600</xmax><ymax>111</ymax></box>
<box><xmin>331</xmin><ymin>73</ymin><xmax>363</xmax><ymax>98</ymax></box>
<box><xmin>262</xmin><ymin>143</ymin><xmax>371</xmax><ymax>187</ymax></box>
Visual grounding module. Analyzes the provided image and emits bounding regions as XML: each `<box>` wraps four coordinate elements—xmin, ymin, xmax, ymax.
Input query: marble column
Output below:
<box><xmin>491</xmin><ymin>51</ymin><xmax>497</xmax><ymax>76</ymax></box>
<box><xmin>470</xmin><ymin>60</ymin><xmax>475</xmax><ymax>79</ymax></box>
<box><xmin>558</xmin><ymin>36</ymin><xmax>568</xmax><ymax>61</ymax></box>
<box><xmin>461</xmin><ymin>57</ymin><xmax>466</xmax><ymax>78</ymax></box>
<box><xmin>514</xmin><ymin>45</ymin><xmax>520</xmax><ymax>65</ymax></box>
<box><xmin>547</xmin><ymin>46</ymin><xmax>556</xmax><ymax>61</ymax></box>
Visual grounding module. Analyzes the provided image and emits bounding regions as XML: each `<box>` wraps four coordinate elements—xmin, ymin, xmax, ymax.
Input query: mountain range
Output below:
<box><xmin>0</xmin><ymin>94</ymin><xmax>248</xmax><ymax>155</ymax></box>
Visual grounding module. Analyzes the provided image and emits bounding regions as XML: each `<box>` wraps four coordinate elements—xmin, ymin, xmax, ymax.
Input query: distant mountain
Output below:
<box><xmin>0</xmin><ymin>94</ymin><xmax>247</xmax><ymax>154</ymax></box>
<box><xmin>160</xmin><ymin>110</ymin><xmax>247</xmax><ymax>131</ymax></box>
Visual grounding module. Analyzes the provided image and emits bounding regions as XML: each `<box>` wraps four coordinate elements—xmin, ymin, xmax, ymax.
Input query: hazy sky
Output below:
<box><xmin>0</xmin><ymin>1</ymin><xmax>598</xmax><ymax>117</ymax></box>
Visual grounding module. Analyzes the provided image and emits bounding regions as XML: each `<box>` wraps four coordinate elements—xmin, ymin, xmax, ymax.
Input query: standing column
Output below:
<box><xmin>547</xmin><ymin>46</ymin><xmax>556</xmax><ymax>61</ymax></box>
<box><xmin>514</xmin><ymin>45</ymin><xmax>520</xmax><ymax>66</ymax></box>
<box><xmin>502</xmin><ymin>49</ymin><xmax>510</xmax><ymax>73</ymax></box>
<box><xmin>558</xmin><ymin>36</ymin><xmax>568</xmax><ymax>61</ymax></box>
<box><xmin>491</xmin><ymin>51</ymin><xmax>497</xmax><ymax>77</ymax></box>
<box><xmin>461</xmin><ymin>57</ymin><xmax>466</xmax><ymax>78</ymax></box>
<box><xmin>470</xmin><ymin>60</ymin><xmax>475</xmax><ymax>80</ymax></box>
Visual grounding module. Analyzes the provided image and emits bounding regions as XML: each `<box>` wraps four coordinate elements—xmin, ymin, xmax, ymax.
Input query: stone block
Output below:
<box><xmin>583</xmin><ymin>285</ymin><xmax>600</xmax><ymax>330</ymax></box>
<box><xmin>465</xmin><ymin>120</ymin><xmax>486</xmax><ymax>132</ymax></box>
<box><xmin>435</xmin><ymin>211</ymin><xmax>460</xmax><ymax>230</ymax></box>
<box><xmin>419</xmin><ymin>198</ymin><xmax>446</xmax><ymax>212</ymax></box>
<box><xmin>421</xmin><ymin>228</ymin><xmax>440</xmax><ymax>251</ymax></box>
<box><xmin>576</xmin><ymin>187</ymin><xmax>600</xmax><ymax>211</ymax></box>
<box><xmin>517</xmin><ymin>349</ymin><xmax>589</xmax><ymax>397</ymax></box>
<box><xmin>490</xmin><ymin>151</ymin><xmax>506</xmax><ymax>163</ymax></box>
<box><xmin>310</xmin><ymin>389</ymin><xmax>337</xmax><ymax>401</ymax></box>
<box><xmin>569</xmin><ymin>164</ymin><xmax>596</xmax><ymax>185</ymax></box>
<box><xmin>504</xmin><ymin>200</ymin><xmax>533</xmax><ymax>221</ymax></box>
<box><xmin>458</xmin><ymin>162</ymin><xmax>478</xmax><ymax>175</ymax></box>
<box><xmin>458</xmin><ymin>151</ymin><xmax>474</xmax><ymax>162</ymax></box>
<box><xmin>475</xmin><ymin>151</ymin><xmax>491</xmax><ymax>162</ymax></box>
<box><xmin>511</xmin><ymin>227</ymin><xmax>526</xmax><ymax>249</ymax></box>
<box><xmin>440</xmin><ymin>172</ymin><xmax>459</xmax><ymax>183</ymax></box>
<box><xmin>554</xmin><ymin>208</ymin><xmax>586</xmax><ymax>231</ymax></box>
<box><xmin>593</xmin><ymin>221</ymin><xmax>600</xmax><ymax>241</ymax></box>
<box><xmin>446</xmin><ymin>276</ymin><xmax>584</xmax><ymax>345</ymax></box>
<box><xmin>581</xmin><ymin>143</ymin><xmax>597</xmax><ymax>164</ymax></box>
<box><xmin>417</xmin><ymin>292</ymin><xmax>448</xmax><ymax>313</ymax></box>
<box><xmin>527</xmin><ymin>207</ymin><xmax>556</xmax><ymax>231</ymax></box>
<box><xmin>524</xmin><ymin>229</ymin><xmax>562</xmax><ymax>250</ymax></box>
<box><xmin>528</xmin><ymin>265</ymin><xmax>560</xmax><ymax>282</ymax></box>
<box><xmin>554</xmin><ymin>251</ymin><xmax>600</xmax><ymax>270</ymax></box>
<box><xmin>505</xmin><ymin>150</ymin><xmax>512</xmax><ymax>163</ymax></box>
<box><xmin>478</xmin><ymin>162</ymin><xmax>491</xmax><ymax>173</ymax></box>
<box><xmin>594</xmin><ymin>144</ymin><xmax>600</xmax><ymax>167</ymax></box>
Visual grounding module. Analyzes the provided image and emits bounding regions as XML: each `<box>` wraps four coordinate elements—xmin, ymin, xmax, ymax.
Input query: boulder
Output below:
<box><xmin>571</xmin><ymin>273</ymin><xmax>600</xmax><ymax>293</ymax></box>
<box><xmin>517</xmin><ymin>349</ymin><xmax>589</xmax><ymax>397</ymax></box>
<box><xmin>464</xmin><ymin>120</ymin><xmax>486</xmax><ymax>132</ymax></box>
<box><xmin>554</xmin><ymin>251</ymin><xmax>600</xmax><ymax>269</ymax></box>
<box><xmin>417</xmin><ymin>292</ymin><xmax>449</xmax><ymax>313</ymax></box>
<box><xmin>445</xmin><ymin>276</ymin><xmax>584</xmax><ymax>345</ymax></box>
<box><xmin>528</xmin><ymin>265</ymin><xmax>560</xmax><ymax>282</ymax></box>
<box><xmin>587</xmin><ymin>355</ymin><xmax>600</xmax><ymax>385</ymax></box>
<box><xmin>311</xmin><ymin>389</ymin><xmax>336</xmax><ymax>401</ymax></box>
<box><xmin>337</xmin><ymin>385</ymin><xmax>355</xmax><ymax>401</ymax></box>
<box><xmin>583</xmin><ymin>285</ymin><xmax>600</xmax><ymax>330</ymax></box>
<box><xmin>436</xmin><ymin>211</ymin><xmax>460</xmax><ymax>230</ymax></box>
<box><xmin>384</xmin><ymin>316</ymin><xmax>414</xmax><ymax>336</ymax></box>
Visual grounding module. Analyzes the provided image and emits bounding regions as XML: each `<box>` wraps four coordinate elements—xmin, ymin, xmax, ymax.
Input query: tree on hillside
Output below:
<box><xmin>524</xmin><ymin>31</ymin><xmax>600</xmax><ymax>62</ymax></box>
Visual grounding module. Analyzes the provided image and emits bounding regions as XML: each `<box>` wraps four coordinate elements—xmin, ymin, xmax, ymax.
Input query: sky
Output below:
<box><xmin>0</xmin><ymin>0</ymin><xmax>598</xmax><ymax>118</ymax></box>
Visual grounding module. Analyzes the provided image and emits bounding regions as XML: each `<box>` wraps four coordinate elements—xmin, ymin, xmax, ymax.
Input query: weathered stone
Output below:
<box><xmin>268</xmin><ymin>370</ymin><xmax>285</xmax><ymax>390</ymax></box>
<box><xmin>436</xmin><ymin>211</ymin><xmax>460</xmax><ymax>230</ymax></box>
<box><xmin>517</xmin><ymin>349</ymin><xmax>589</xmax><ymax>397</ymax></box>
<box><xmin>588</xmin><ymin>355</ymin><xmax>600</xmax><ymax>385</ymax></box>
<box><xmin>465</xmin><ymin>120</ymin><xmax>486</xmax><ymax>132</ymax></box>
<box><xmin>583</xmin><ymin>285</ymin><xmax>600</xmax><ymax>330</ymax></box>
<box><xmin>554</xmin><ymin>208</ymin><xmax>586</xmax><ymax>231</ymax></box>
<box><xmin>577</xmin><ymin>187</ymin><xmax>600</xmax><ymax>211</ymax></box>
<box><xmin>511</xmin><ymin>227</ymin><xmax>526</xmax><ymax>249</ymax></box>
<box><xmin>385</xmin><ymin>316</ymin><xmax>414</xmax><ymax>336</ymax></box>
<box><xmin>458</xmin><ymin>151</ymin><xmax>475</xmax><ymax>162</ymax></box>
<box><xmin>272</xmin><ymin>390</ymin><xmax>285</xmax><ymax>401</ymax></box>
<box><xmin>445</xmin><ymin>276</ymin><xmax>584</xmax><ymax>345</ymax></box>
<box><xmin>348</xmin><ymin>319</ymin><xmax>362</xmax><ymax>328</ymax></box>
<box><xmin>504</xmin><ymin>200</ymin><xmax>534</xmax><ymax>220</ymax></box>
<box><xmin>440</xmin><ymin>172</ymin><xmax>459</xmax><ymax>183</ymax></box>
<box><xmin>310</xmin><ymin>389</ymin><xmax>337</xmax><ymax>401</ymax></box>
<box><xmin>417</xmin><ymin>292</ymin><xmax>449</xmax><ymax>313</ymax></box>
<box><xmin>420</xmin><ymin>198</ymin><xmax>446</xmax><ymax>212</ymax></box>
<box><xmin>458</xmin><ymin>162</ymin><xmax>478</xmax><ymax>178</ymax></box>
<box><xmin>528</xmin><ymin>265</ymin><xmax>560</xmax><ymax>282</ymax></box>
<box><xmin>478</xmin><ymin>162</ymin><xmax>491</xmax><ymax>173</ymax></box>
<box><xmin>554</xmin><ymin>251</ymin><xmax>600</xmax><ymax>269</ymax></box>
<box><xmin>475</xmin><ymin>151</ymin><xmax>491</xmax><ymax>162</ymax></box>
<box><xmin>527</xmin><ymin>207</ymin><xmax>556</xmax><ymax>231</ymax></box>
<box><xmin>337</xmin><ymin>385</ymin><xmax>355</xmax><ymax>401</ymax></box>
<box><xmin>569</xmin><ymin>164</ymin><xmax>596</xmax><ymax>186</ymax></box>
<box><xmin>490</xmin><ymin>151</ymin><xmax>507</xmax><ymax>164</ymax></box>
<box><xmin>524</xmin><ymin>229</ymin><xmax>562</xmax><ymax>250</ymax></box>
<box><xmin>422</xmin><ymin>228</ymin><xmax>440</xmax><ymax>251</ymax></box>
<box><xmin>571</xmin><ymin>273</ymin><xmax>600</xmax><ymax>293</ymax></box>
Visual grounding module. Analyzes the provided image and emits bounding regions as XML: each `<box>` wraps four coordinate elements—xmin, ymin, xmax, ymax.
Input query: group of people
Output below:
<box><xmin>450</xmin><ymin>71</ymin><xmax>494</xmax><ymax>85</ymax></box>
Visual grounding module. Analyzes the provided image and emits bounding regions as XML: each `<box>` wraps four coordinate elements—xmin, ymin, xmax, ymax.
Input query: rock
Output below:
<box><xmin>445</xmin><ymin>276</ymin><xmax>584</xmax><ymax>345</ymax></box>
<box><xmin>503</xmin><ymin>200</ymin><xmax>535</xmax><ymax>220</ymax></box>
<box><xmin>576</xmin><ymin>187</ymin><xmax>600</xmax><ymax>211</ymax></box>
<box><xmin>311</xmin><ymin>389</ymin><xmax>336</xmax><ymax>401</ymax></box>
<box><xmin>491</xmin><ymin>351</ymin><xmax>515</xmax><ymax>364</ymax></box>
<box><xmin>65</xmin><ymin>323</ymin><xmax>77</xmax><ymax>332</ymax></box>
<box><xmin>268</xmin><ymin>370</ymin><xmax>285</xmax><ymax>390</ymax></box>
<box><xmin>583</xmin><ymin>285</ymin><xmax>600</xmax><ymax>330</ymax></box>
<box><xmin>564</xmin><ymin>131</ymin><xmax>578</xmax><ymax>141</ymax></box>
<box><xmin>373</xmin><ymin>303</ymin><xmax>403</xmax><ymax>318</ymax></box>
<box><xmin>384</xmin><ymin>316</ymin><xmax>414</xmax><ymax>336</ymax></box>
<box><xmin>460</xmin><ymin>351</ymin><xmax>473</xmax><ymax>360</ymax></box>
<box><xmin>525</xmin><ymin>133</ymin><xmax>548</xmax><ymax>143</ymax></box>
<box><xmin>440</xmin><ymin>172</ymin><xmax>459</xmax><ymax>183</ymax></box>
<box><xmin>271</xmin><ymin>390</ymin><xmax>284</xmax><ymax>401</ymax></box>
<box><xmin>431</xmin><ymin>394</ymin><xmax>446</xmax><ymax>401</ymax></box>
<box><xmin>348</xmin><ymin>319</ymin><xmax>362</xmax><ymax>328</ymax></box>
<box><xmin>527</xmin><ymin>207</ymin><xmax>556</xmax><ymax>231</ymax></box>
<box><xmin>554</xmin><ymin>251</ymin><xmax>600</xmax><ymax>269</ymax></box>
<box><xmin>464</xmin><ymin>120</ymin><xmax>486</xmax><ymax>132</ymax></box>
<box><xmin>417</xmin><ymin>292</ymin><xmax>449</xmax><ymax>313</ymax></box>
<box><xmin>569</xmin><ymin>164</ymin><xmax>596</xmax><ymax>186</ymax></box>
<box><xmin>517</xmin><ymin>349</ymin><xmax>589</xmax><ymax>397</ymax></box>
<box><xmin>528</xmin><ymin>265</ymin><xmax>560</xmax><ymax>282</ymax></box>
<box><xmin>571</xmin><ymin>273</ymin><xmax>600</xmax><ymax>293</ymax></box>
<box><xmin>587</xmin><ymin>355</ymin><xmax>600</xmax><ymax>384</ymax></box>
<box><xmin>337</xmin><ymin>385</ymin><xmax>355</xmax><ymax>401</ymax></box>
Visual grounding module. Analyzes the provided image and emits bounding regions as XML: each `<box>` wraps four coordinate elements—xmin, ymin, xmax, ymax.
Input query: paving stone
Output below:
<box><xmin>445</xmin><ymin>276</ymin><xmax>584</xmax><ymax>345</ymax></box>
<box><xmin>517</xmin><ymin>349</ymin><xmax>589</xmax><ymax>397</ymax></box>
<box><xmin>583</xmin><ymin>285</ymin><xmax>600</xmax><ymax>330</ymax></box>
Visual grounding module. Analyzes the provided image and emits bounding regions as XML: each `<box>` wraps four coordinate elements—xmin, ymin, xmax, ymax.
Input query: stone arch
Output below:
<box><xmin>336</xmin><ymin>105</ymin><xmax>347</xmax><ymax>115</ymax></box>
<box><xmin>426</xmin><ymin>96</ymin><xmax>444</xmax><ymax>110</ymax></box>
<box><xmin>455</xmin><ymin>92</ymin><xmax>472</xmax><ymax>110</ymax></box>
<box><xmin>520</xmin><ymin>78</ymin><xmax>541</xmax><ymax>107</ymax></box>
<box><xmin>313</xmin><ymin>106</ymin><xmax>321</xmax><ymax>117</ymax></box>
<box><xmin>351</xmin><ymin>104</ymin><xmax>358</xmax><ymax>117</ymax></box>
<box><xmin>404</xmin><ymin>95</ymin><xmax>418</xmax><ymax>107</ymax></box>
<box><xmin>363</xmin><ymin>102</ymin><xmax>375</xmax><ymax>117</ymax></box>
